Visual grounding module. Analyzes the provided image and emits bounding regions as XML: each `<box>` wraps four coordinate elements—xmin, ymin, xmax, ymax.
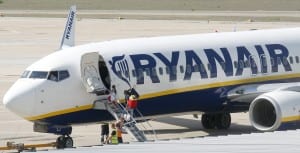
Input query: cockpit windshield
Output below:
<box><xmin>21</xmin><ymin>71</ymin><xmax>31</xmax><ymax>78</ymax></box>
<box><xmin>29</xmin><ymin>71</ymin><xmax>48</xmax><ymax>79</ymax></box>
<box><xmin>47</xmin><ymin>70</ymin><xmax>70</xmax><ymax>82</ymax></box>
<box><xmin>21</xmin><ymin>70</ymin><xmax>70</xmax><ymax>81</ymax></box>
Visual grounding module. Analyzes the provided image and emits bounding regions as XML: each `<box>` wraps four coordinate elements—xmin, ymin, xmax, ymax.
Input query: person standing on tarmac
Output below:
<box><xmin>100</xmin><ymin>123</ymin><xmax>109</xmax><ymax>144</ymax></box>
<box><xmin>115</xmin><ymin>117</ymin><xmax>125</xmax><ymax>143</ymax></box>
<box><xmin>105</xmin><ymin>123</ymin><xmax>118</xmax><ymax>145</ymax></box>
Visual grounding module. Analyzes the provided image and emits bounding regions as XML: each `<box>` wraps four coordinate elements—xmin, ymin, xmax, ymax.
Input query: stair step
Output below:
<box><xmin>103</xmin><ymin>101</ymin><xmax>148</xmax><ymax>142</ymax></box>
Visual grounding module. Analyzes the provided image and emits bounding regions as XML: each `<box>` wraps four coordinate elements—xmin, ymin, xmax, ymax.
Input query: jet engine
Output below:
<box><xmin>249</xmin><ymin>87</ymin><xmax>300</xmax><ymax>131</ymax></box>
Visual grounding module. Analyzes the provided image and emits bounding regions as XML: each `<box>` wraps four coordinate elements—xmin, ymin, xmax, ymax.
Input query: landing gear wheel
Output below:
<box><xmin>201</xmin><ymin>114</ymin><xmax>215</xmax><ymax>129</ymax></box>
<box><xmin>216</xmin><ymin>113</ymin><xmax>231</xmax><ymax>129</ymax></box>
<box><xmin>65</xmin><ymin>136</ymin><xmax>74</xmax><ymax>148</ymax></box>
<box><xmin>56</xmin><ymin>135</ymin><xmax>74</xmax><ymax>149</ymax></box>
<box><xmin>56</xmin><ymin>136</ymin><xmax>66</xmax><ymax>149</ymax></box>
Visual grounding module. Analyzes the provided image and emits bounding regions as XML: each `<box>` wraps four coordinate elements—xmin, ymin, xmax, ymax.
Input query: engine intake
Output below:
<box><xmin>249</xmin><ymin>89</ymin><xmax>300</xmax><ymax>131</ymax></box>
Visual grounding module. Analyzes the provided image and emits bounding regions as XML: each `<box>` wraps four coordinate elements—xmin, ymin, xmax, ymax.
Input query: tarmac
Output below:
<box><xmin>1</xmin><ymin>12</ymin><xmax>300</xmax><ymax>150</ymax></box>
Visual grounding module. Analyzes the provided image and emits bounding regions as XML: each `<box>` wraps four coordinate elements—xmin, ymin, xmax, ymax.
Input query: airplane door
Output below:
<box><xmin>81</xmin><ymin>52</ymin><xmax>107</xmax><ymax>94</ymax></box>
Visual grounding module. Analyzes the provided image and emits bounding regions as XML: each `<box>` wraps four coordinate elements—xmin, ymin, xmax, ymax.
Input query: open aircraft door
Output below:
<box><xmin>81</xmin><ymin>52</ymin><xmax>107</xmax><ymax>94</ymax></box>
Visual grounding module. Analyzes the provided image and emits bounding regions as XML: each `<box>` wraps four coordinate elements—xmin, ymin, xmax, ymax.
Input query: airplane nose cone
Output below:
<box><xmin>3</xmin><ymin>80</ymin><xmax>36</xmax><ymax>117</ymax></box>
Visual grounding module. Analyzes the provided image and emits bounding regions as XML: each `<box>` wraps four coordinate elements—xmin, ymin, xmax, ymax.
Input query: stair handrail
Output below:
<box><xmin>115</xmin><ymin>102</ymin><xmax>157</xmax><ymax>140</ymax></box>
<box><xmin>134</xmin><ymin>108</ymin><xmax>158</xmax><ymax>140</ymax></box>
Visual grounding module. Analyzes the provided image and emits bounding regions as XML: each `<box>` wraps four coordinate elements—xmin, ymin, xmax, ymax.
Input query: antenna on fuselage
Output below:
<box><xmin>59</xmin><ymin>5</ymin><xmax>76</xmax><ymax>50</ymax></box>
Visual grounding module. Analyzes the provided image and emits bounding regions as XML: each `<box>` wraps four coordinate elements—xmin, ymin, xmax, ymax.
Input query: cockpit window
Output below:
<box><xmin>29</xmin><ymin>71</ymin><xmax>48</xmax><ymax>79</ymax></box>
<box><xmin>21</xmin><ymin>71</ymin><xmax>31</xmax><ymax>78</ymax></box>
<box><xmin>48</xmin><ymin>71</ymin><xmax>58</xmax><ymax>81</ymax></box>
<box><xmin>59</xmin><ymin>70</ymin><xmax>70</xmax><ymax>81</ymax></box>
<box><xmin>47</xmin><ymin>70</ymin><xmax>70</xmax><ymax>82</ymax></box>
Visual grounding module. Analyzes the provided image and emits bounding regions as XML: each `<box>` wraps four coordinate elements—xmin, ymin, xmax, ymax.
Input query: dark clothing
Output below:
<box><xmin>101</xmin><ymin>124</ymin><xmax>109</xmax><ymax>135</ymax></box>
<box><xmin>118</xmin><ymin>137</ymin><xmax>123</xmax><ymax>143</ymax></box>
<box><xmin>128</xmin><ymin>88</ymin><xmax>140</xmax><ymax>99</ymax></box>
<box><xmin>101</xmin><ymin>124</ymin><xmax>109</xmax><ymax>143</ymax></box>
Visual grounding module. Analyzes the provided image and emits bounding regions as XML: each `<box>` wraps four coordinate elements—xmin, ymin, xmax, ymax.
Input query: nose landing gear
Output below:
<box><xmin>56</xmin><ymin>135</ymin><xmax>73</xmax><ymax>149</ymax></box>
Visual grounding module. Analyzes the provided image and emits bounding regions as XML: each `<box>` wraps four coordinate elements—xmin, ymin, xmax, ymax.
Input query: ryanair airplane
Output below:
<box><xmin>4</xmin><ymin>6</ymin><xmax>300</xmax><ymax>148</ymax></box>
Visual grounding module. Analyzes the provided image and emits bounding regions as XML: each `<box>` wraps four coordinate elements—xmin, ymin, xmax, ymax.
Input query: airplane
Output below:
<box><xmin>4</xmin><ymin>5</ymin><xmax>300</xmax><ymax>148</ymax></box>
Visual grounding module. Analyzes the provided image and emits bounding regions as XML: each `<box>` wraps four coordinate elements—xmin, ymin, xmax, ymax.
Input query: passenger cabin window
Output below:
<box><xmin>29</xmin><ymin>71</ymin><xmax>48</xmax><ymax>79</ymax></box>
<box><xmin>145</xmin><ymin>68</ymin><xmax>150</xmax><ymax>76</ymax></box>
<box><xmin>21</xmin><ymin>71</ymin><xmax>30</xmax><ymax>78</ymax></box>
<box><xmin>277</xmin><ymin>57</ymin><xmax>282</xmax><ymax>65</ymax></box>
<box><xmin>180</xmin><ymin>65</ymin><xmax>184</xmax><ymax>73</ymax></box>
<box><xmin>186</xmin><ymin>65</ymin><xmax>192</xmax><ymax>73</ymax></box>
<box><xmin>271</xmin><ymin>58</ymin><xmax>275</xmax><ymax>66</ymax></box>
<box><xmin>234</xmin><ymin>61</ymin><xmax>238</xmax><ymax>68</ymax></box>
<box><xmin>152</xmin><ymin>68</ymin><xmax>157</xmax><ymax>75</ymax></box>
<box><xmin>132</xmin><ymin>70</ymin><xmax>136</xmax><ymax>77</ymax></box>
<box><xmin>193</xmin><ymin>65</ymin><xmax>199</xmax><ymax>72</ymax></box>
<box><xmin>166</xmin><ymin>67</ymin><xmax>170</xmax><ymax>74</ymax></box>
<box><xmin>296</xmin><ymin>56</ymin><xmax>299</xmax><ymax>63</ymax></box>
<box><xmin>282</xmin><ymin>57</ymin><xmax>289</xmax><ymax>65</ymax></box>
<box><xmin>289</xmin><ymin>56</ymin><xmax>294</xmax><ymax>64</ymax></box>
<box><xmin>159</xmin><ymin>67</ymin><xmax>163</xmax><ymax>75</ymax></box>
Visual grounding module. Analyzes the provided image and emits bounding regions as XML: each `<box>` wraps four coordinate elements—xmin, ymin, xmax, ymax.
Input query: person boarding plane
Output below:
<box><xmin>4</xmin><ymin>6</ymin><xmax>300</xmax><ymax>148</ymax></box>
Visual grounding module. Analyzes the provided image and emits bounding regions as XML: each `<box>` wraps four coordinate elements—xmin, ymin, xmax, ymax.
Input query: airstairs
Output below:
<box><xmin>80</xmin><ymin>52</ymin><xmax>156</xmax><ymax>142</ymax></box>
<box><xmin>94</xmin><ymin>99</ymin><xmax>157</xmax><ymax>142</ymax></box>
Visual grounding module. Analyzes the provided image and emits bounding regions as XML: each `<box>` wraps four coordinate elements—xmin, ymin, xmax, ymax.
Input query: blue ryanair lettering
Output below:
<box><xmin>235</xmin><ymin>46</ymin><xmax>258</xmax><ymax>76</ymax></box>
<box><xmin>154</xmin><ymin>52</ymin><xmax>179</xmax><ymax>81</ymax></box>
<box><xmin>255</xmin><ymin>45</ymin><xmax>267</xmax><ymax>73</ymax></box>
<box><xmin>184</xmin><ymin>50</ymin><xmax>208</xmax><ymax>80</ymax></box>
<box><xmin>65</xmin><ymin>11</ymin><xmax>75</xmax><ymax>40</ymax></box>
<box><xmin>110</xmin><ymin>43</ymin><xmax>292</xmax><ymax>85</ymax></box>
<box><xmin>130</xmin><ymin>54</ymin><xmax>160</xmax><ymax>84</ymax></box>
<box><xmin>266</xmin><ymin>44</ymin><xmax>292</xmax><ymax>72</ymax></box>
<box><xmin>204</xmin><ymin>48</ymin><xmax>233</xmax><ymax>78</ymax></box>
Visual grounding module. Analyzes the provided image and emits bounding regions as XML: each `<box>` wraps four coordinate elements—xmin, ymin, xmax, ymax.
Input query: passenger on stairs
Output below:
<box><xmin>108</xmin><ymin>85</ymin><xmax>118</xmax><ymax>104</ymax></box>
<box><xmin>128</xmin><ymin>88</ymin><xmax>140</xmax><ymax>99</ymax></box>
<box><xmin>124</xmin><ymin>90</ymin><xmax>130</xmax><ymax>104</ymax></box>
<box><xmin>126</xmin><ymin>95</ymin><xmax>138</xmax><ymax>117</ymax></box>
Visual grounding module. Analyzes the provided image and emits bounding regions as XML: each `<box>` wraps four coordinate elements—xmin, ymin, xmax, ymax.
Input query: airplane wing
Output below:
<box><xmin>226</xmin><ymin>83</ymin><xmax>297</xmax><ymax>103</ymax></box>
<box><xmin>226</xmin><ymin>82</ymin><xmax>300</xmax><ymax>131</ymax></box>
<box><xmin>59</xmin><ymin>5</ymin><xmax>76</xmax><ymax>50</ymax></box>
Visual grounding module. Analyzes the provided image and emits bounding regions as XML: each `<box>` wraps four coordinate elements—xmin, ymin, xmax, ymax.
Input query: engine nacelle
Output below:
<box><xmin>249</xmin><ymin>88</ymin><xmax>300</xmax><ymax>131</ymax></box>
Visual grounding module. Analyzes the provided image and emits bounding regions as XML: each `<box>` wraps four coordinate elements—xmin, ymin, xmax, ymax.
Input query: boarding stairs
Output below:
<box><xmin>105</xmin><ymin>100</ymin><xmax>149</xmax><ymax>142</ymax></box>
<box><xmin>94</xmin><ymin>99</ymin><xmax>156</xmax><ymax>142</ymax></box>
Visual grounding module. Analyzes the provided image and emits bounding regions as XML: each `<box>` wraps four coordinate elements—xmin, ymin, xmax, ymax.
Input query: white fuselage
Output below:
<box><xmin>3</xmin><ymin>27</ymin><xmax>300</xmax><ymax>125</ymax></box>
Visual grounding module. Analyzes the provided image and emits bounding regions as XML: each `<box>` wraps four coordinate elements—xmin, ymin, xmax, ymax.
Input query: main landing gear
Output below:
<box><xmin>201</xmin><ymin>113</ymin><xmax>231</xmax><ymax>129</ymax></box>
<box><xmin>56</xmin><ymin>135</ymin><xmax>73</xmax><ymax>149</ymax></box>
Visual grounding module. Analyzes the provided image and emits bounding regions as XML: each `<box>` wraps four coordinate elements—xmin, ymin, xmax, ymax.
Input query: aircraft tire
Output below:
<box><xmin>215</xmin><ymin>113</ymin><xmax>231</xmax><ymax>129</ymax></box>
<box><xmin>56</xmin><ymin>135</ymin><xmax>74</xmax><ymax>149</ymax></box>
<box><xmin>64</xmin><ymin>136</ymin><xmax>74</xmax><ymax>148</ymax></box>
<box><xmin>56</xmin><ymin>136</ymin><xmax>66</xmax><ymax>149</ymax></box>
<box><xmin>201</xmin><ymin>114</ymin><xmax>215</xmax><ymax>129</ymax></box>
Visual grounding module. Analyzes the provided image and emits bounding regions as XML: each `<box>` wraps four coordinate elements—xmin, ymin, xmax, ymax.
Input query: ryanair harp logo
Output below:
<box><xmin>109</xmin><ymin>55</ymin><xmax>131</xmax><ymax>87</ymax></box>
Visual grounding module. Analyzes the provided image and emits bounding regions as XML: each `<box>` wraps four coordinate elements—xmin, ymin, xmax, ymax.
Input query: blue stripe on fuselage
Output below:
<box><xmin>36</xmin><ymin>77</ymin><xmax>300</xmax><ymax>126</ymax></box>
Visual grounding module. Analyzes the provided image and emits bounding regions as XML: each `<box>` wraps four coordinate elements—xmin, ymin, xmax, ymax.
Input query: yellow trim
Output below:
<box><xmin>26</xmin><ymin>73</ymin><xmax>300</xmax><ymax>121</ymax></box>
<box><xmin>26</xmin><ymin>104</ymin><xmax>93</xmax><ymax>121</ymax></box>
<box><xmin>138</xmin><ymin>73</ymin><xmax>300</xmax><ymax>100</ymax></box>
<box><xmin>282</xmin><ymin>115</ymin><xmax>300</xmax><ymax>122</ymax></box>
